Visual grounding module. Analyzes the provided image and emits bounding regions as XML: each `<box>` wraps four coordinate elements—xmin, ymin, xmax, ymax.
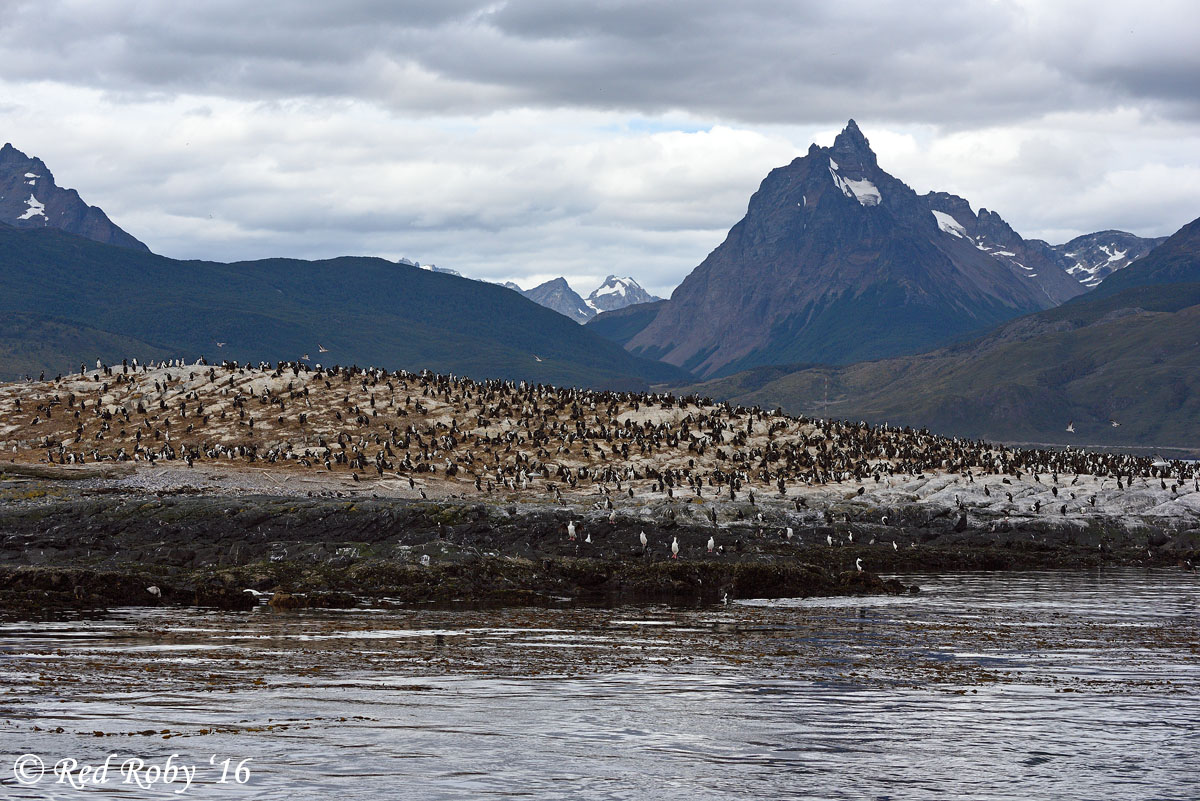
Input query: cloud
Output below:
<box><xmin>4</xmin><ymin>1</ymin><xmax>1198</xmax><ymax>124</ymax></box>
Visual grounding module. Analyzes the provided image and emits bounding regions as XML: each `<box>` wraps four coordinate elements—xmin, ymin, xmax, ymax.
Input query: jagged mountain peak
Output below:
<box><xmin>522</xmin><ymin>277</ymin><xmax>593</xmax><ymax>324</ymax></box>
<box><xmin>829</xmin><ymin>118</ymin><xmax>877</xmax><ymax>168</ymax></box>
<box><xmin>0</xmin><ymin>143</ymin><xmax>147</xmax><ymax>251</ymax></box>
<box><xmin>517</xmin><ymin>275</ymin><xmax>664</xmax><ymax>323</ymax></box>
<box><xmin>618</xmin><ymin>120</ymin><xmax>1089</xmax><ymax>377</ymax></box>
<box><xmin>585</xmin><ymin>275</ymin><xmax>661</xmax><ymax>315</ymax></box>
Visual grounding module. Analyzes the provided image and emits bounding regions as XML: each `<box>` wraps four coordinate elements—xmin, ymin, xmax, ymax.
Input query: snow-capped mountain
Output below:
<box><xmin>514</xmin><ymin>275</ymin><xmax>663</xmax><ymax>323</ymax></box>
<box><xmin>0</xmin><ymin>143</ymin><xmax>147</xmax><ymax>251</ymax></box>
<box><xmin>923</xmin><ymin>193</ymin><xmax>1086</xmax><ymax>305</ymax></box>
<box><xmin>619</xmin><ymin>119</ymin><xmax>1082</xmax><ymax>377</ymax></box>
<box><xmin>1051</xmin><ymin>231</ymin><xmax>1166</xmax><ymax>288</ymax></box>
<box><xmin>585</xmin><ymin>276</ymin><xmax>662</xmax><ymax>314</ymax></box>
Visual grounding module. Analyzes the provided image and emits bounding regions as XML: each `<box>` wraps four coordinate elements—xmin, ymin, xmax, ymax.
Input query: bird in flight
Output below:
<box><xmin>216</xmin><ymin>341</ymin><xmax>226</xmax><ymax>348</ymax></box>
<box><xmin>301</xmin><ymin>354</ymin><xmax>310</xmax><ymax>361</ymax></box>
<box><xmin>533</xmin><ymin>355</ymin><xmax>543</xmax><ymax>362</ymax></box>
<box><xmin>1065</xmin><ymin>421</ymin><xmax>1075</xmax><ymax>433</ymax></box>
<box><xmin>1110</xmin><ymin>419</ymin><xmax>1121</xmax><ymax>427</ymax></box>
<box><xmin>318</xmin><ymin>344</ymin><xmax>329</xmax><ymax>353</ymax></box>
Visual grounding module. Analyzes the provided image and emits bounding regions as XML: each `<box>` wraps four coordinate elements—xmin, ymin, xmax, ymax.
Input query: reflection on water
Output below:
<box><xmin>1</xmin><ymin>569</ymin><xmax>1197</xmax><ymax>800</ymax></box>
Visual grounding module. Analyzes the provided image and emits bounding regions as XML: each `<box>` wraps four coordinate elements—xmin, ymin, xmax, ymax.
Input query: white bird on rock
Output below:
<box><xmin>671</xmin><ymin>537</ymin><xmax>679</xmax><ymax>559</ymax></box>
<box><xmin>567</xmin><ymin>521</ymin><xmax>577</xmax><ymax>541</ymax></box>
<box><xmin>856</xmin><ymin>558</ymin><xmax>863</xmax><ymax>573</ymax></box>
<box><xmin>707</xmin><ymin>535</ymin><xmax>715</xmax><ymax>553</ymax></box>
<box><xmin>640</xmin><ymin>530</ymin><xmax>648</xmax><ymax>549</ymax></box>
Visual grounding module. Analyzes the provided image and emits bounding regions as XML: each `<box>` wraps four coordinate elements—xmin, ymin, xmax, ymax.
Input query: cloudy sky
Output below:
<box><xmin>2</xmin><ymin>0</ymin><xmax>1198</xmax><ymax>297</ymax></box>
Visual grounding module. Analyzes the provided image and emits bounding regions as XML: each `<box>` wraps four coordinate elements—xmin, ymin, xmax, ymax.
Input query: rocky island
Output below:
<box><xmin>1</xmin><ymin>359</ymin><xmax>1197</xmax><ymax>614</ymax></box>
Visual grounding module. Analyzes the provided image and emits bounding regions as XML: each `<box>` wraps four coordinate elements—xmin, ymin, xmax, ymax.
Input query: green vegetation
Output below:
<box><xmin>678</xmin><ymin>284</ymin><xmax>1200</xmax><ymax>449</ymax></box>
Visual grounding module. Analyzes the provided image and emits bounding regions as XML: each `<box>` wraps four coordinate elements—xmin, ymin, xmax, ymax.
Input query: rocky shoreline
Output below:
<box><xmin>3</xmin><ymin>466</ymin><xmax>1197</xmax><ymax>616</ymax></box>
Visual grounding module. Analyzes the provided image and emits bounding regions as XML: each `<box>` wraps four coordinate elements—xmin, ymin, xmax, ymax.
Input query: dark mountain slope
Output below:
<box><xmin>586</xmin><ymin>301</ymin><xmax>667</xmax><ymax>347</ymax></box>
<box><xmin>0</xmin><ymin>225</ymin><xmax>690</xmax><ymax>388</ymax></box>
<box><xmin>922</xmin><ymin>191</ymin><xmax>1086</xmax><ymax>304</ymax></box>
<box><xmin>0</xmin><ymin>143</ymin><xmax>147</xmax><ymax>251</ymax></box>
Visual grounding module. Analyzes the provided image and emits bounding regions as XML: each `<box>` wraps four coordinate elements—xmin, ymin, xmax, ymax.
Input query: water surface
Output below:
<box><xmin>1</xmin><ymin>569</ymin><xmax>1197</xmax><ymax>799</ymax></box>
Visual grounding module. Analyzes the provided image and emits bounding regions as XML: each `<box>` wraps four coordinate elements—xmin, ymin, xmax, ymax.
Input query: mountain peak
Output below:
<box><xmin>585</xmin><ymin>275</ymin><xmax>662</xmax><ymax>315</ymax></box>
<box><xmin>830</xmin><ymin>118</ymin><xmax>876</xmax><ymax>167</ymax></box>
<box><xmin>523</xmin><ymin>277</ymin><xmax>593</xmax><ymax>324</ymax></box>
<box><xmin>0</xmin><ymin>143</ymin><xmax>147</xmax><ymax>251</ymax></box>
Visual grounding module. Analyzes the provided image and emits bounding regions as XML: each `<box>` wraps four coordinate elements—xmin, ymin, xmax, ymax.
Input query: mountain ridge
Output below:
<box><xmin>672</xmin><ymin>215</ymin><xmax>1200</xmax><ymax>448</ymax></box>
<box><xmin>0</xmin><ymin>143</ymin><xmax>148</xmax><ymax>251</ymax></box>
<box><xmin>516</xmin><ymin>275</ymin><xmax>660</xmax><ymax>323</ymax></box>
<box><xmin>0</xmin><ymin>225</ymin><xmax>690</xmax><ymax>389</ymax></box>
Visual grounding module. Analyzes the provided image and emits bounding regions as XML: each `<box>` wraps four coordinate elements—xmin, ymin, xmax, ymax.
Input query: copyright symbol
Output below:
<box><xmin>13</xmin><ymin>754</ymin><xmax>45</xmax><ymax>784</ymax></box>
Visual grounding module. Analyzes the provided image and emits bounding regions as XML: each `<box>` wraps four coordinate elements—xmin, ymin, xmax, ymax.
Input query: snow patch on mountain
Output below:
<box><xmin>18</xmin><ymin>194</ymin><xmax>45</xmax><ymax>220</ymax></box>
<box><xmin>931</xmin><ymin>210</ymin><xmax>966</xmax><ymax>238</ymax></box>
<box><xmin>1100</xmin><ymin>245</ymin><xmax>1127</xmax><ymax>263</ymax></box>
<box><xmin>828</xmin><ymin>159</ymin><xmax>881</xmax><ymax>207</ymax></box>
